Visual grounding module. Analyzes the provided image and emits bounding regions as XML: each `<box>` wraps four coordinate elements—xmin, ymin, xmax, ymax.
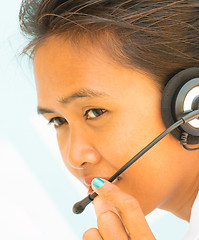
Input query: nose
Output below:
<box><xmin>65</xmin><ymin>126</ymin><xmax>101</xmax><ymax>169</ymax></box>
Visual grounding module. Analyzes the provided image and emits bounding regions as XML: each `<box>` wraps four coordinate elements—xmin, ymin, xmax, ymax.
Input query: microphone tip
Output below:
<box><xmin>72</xmin><ymin>195</ymin><xmax>92</xmax><ymax>214</ymax></box>
<box><xmin>72</xmin><ymin>202</ymin><xmax>85</xmax><ymax>214</ymax></box>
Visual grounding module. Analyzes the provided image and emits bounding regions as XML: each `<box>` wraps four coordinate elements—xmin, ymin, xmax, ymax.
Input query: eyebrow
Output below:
<box><xmin>37</xmin><ymin>88</ymin><xmax>111</xmax><ymax>115</ymax></box>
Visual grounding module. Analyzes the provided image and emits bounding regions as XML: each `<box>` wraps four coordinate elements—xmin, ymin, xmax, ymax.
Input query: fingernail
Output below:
<box><xmin>92</xmin><ymin>178</ymin><xmax>105</xmax><ymax>188</ymax></box>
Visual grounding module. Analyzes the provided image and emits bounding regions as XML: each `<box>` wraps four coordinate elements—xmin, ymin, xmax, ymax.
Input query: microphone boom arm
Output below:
<box><xmin>72</xmin><ymin>109</ymin><xmax>199</xmax><ymax>214</ymax></box>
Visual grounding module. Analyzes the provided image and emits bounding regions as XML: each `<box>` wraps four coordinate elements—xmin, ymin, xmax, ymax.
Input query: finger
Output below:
<box><xmin>93</xmin><ymin>195</ymin><xmax>119</xmax><ymax>218</ymax></box>
<box><xmin>91</xmin><ymin>178</ymin><xmax>156</xmax><ymax>240</ymax></box>
<box><xmin>83</xmin><ymin>228</ymin><xmax>102</xmax><ymax>240</ymax></box>
<box><xmin>97</xmin><ymin>210</ymin><xmax>129</xmax><ymax>240</ymax></box>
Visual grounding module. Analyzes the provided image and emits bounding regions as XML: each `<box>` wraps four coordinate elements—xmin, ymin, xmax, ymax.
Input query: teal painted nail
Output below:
<box><xmin>93</xmin><ymin>178</ymin><xmax>105</xmax><ymax>188</ymax></box>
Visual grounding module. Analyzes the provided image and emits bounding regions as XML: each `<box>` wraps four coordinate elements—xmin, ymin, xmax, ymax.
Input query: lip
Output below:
<box><xmin>83</xmin><ymin>176</ymin><xmax>121</xmax><ymax>195</ymax></box>
<box><xmin>84</xmin><ymin>177</ymin><xmax>109</xmax><ymax>195</ymax></box>
<box><xmin>83</xmin><ymin>176</ymin><xmax>109</xmax><ymax>187</ymax></box>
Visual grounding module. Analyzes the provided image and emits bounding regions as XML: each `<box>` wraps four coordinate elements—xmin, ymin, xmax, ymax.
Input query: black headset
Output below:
<box><xmin>161</xmin><ymin>67</ymin><xmax>199</xmax><ymax>147</ymax></box>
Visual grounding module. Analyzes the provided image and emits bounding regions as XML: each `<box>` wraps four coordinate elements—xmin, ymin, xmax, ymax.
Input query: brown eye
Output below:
<box><xmin>48</xmin><ymin>117</ymin><xmax>67</xmax><ymax>128</ymax></box>
<box><xmin>84</xmin><ymin>109</ymin><xmax>107</xmax><ymax>119</ymax></box>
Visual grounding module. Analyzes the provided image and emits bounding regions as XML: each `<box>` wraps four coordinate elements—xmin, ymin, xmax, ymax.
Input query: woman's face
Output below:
<box><xmin>34</xmin><ymin>36</ymin><xmax>198</xmax><ymax>216</ymax></box>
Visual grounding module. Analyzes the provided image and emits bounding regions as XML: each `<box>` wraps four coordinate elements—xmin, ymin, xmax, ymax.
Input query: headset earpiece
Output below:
<box><xmin>161</xmin><ymin>67</ymin><xmax>199</xmax><ymax>144</ymax></box>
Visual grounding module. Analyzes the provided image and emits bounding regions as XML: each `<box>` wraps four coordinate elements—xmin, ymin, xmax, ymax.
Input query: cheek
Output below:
<box><xmin>118</xmin><ymin>132</ymin><xmax>185</xmax><ymax>215</ymax></box>
<box><xmin>97</xmin><ymin>106</ymin><xmax>166</xmax><ymax>171</ymax></box>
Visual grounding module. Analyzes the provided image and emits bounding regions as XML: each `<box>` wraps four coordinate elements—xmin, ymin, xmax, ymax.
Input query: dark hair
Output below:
<box><xmin>19</xmin><ymin>0</ymin><xmax>199</xmax><ymax>89</ymax></box>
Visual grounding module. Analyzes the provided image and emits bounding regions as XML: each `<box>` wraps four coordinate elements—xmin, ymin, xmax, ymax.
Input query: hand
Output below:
<box><xmin>83</xmin><ymin>178</ymin><xmax>156</xmax><ymax>240</ymax></box>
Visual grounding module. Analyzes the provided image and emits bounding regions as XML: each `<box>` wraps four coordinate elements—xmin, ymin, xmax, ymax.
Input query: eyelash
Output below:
<box><xmin>48</xmin><ymin>108</ymin><xmax>107</xmax><ymax>128</ymax></box>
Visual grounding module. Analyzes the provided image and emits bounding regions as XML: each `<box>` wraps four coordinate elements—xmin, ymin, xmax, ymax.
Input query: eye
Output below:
<box><xmin>48</xmin><ymin>117</ymin><xmax>67</xmax><ymax>128</ymax></box>
<box><xmin>84</xmin><ymin>108</ymin><xmax>107</xmax><ymax>120</ymax></box>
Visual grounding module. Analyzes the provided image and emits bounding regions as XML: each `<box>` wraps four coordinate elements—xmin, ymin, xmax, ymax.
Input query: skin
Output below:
<box><xmin>34</xmin><ymin>35</ymin><xmax>199</xmax><ymax>238</ymax></box>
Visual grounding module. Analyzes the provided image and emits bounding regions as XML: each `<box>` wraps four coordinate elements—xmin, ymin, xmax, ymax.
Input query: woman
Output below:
<box><xmin>19</xmin><ymin>1</ymin><xmax>199</xmax><ymax>239</ymax></box>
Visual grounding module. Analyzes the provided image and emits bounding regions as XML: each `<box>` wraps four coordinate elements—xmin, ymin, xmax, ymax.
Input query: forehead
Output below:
<box><xmin>33</xmin><ymin>36</ymin><xmax>156</xmax><ymax>108</ymax></box>
<box><xmin>34</xmin><ymin>36</ymin><xmax>124</xmax><ymax>93</ymax></box>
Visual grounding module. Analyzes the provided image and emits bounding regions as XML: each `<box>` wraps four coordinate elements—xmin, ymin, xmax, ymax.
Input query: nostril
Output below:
<box><xmin>67</xmin><ymin>160</ymin><xmax>89</xmax><ymax>170</ymax></box>
<box><xmin>80</xmin><ymin>162</ymin><xmax>90</xmax><ymax>169</ymax></box>
<box><xmin>66</xmin><ymin>138</ymin><xmax>101</xmax><ymax>169</ymax></box>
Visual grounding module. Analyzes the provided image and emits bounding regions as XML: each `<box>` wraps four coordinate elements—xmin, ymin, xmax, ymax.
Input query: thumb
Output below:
<box><xmin>93</xmin><ymin>195</ymin><xmax>119</xmax><ymax>218</ymax></box>
<box><xmin>91</xmin><ymin>178</ymin><xmax>156</xmax><ymax>240</ymax></box>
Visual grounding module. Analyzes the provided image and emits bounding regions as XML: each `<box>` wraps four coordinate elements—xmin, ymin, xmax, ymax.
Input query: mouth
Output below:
<box><xmin>85</xmin><ymin>176</ymin><xmax>122</xmax><ymax>195</ymax></box>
